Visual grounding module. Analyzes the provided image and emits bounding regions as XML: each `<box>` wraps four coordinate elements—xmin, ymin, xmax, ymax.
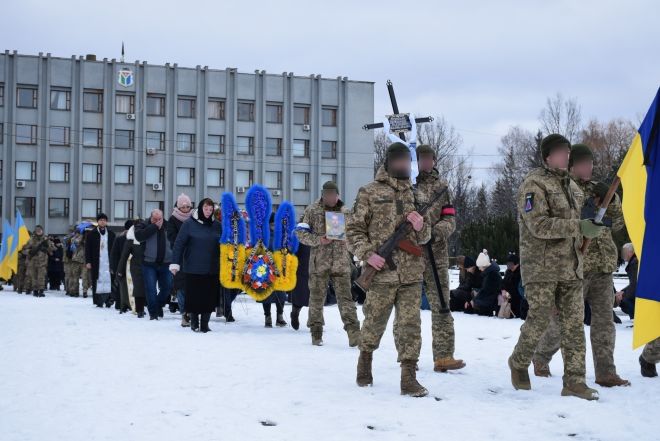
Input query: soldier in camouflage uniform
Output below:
<box><xmin>347</xmin><ymin>142</ymin><xmax>431</xmax><ymax>397</ymax></box>
<box><xmin>640</xmin><ymin>337</ymin><xmax>660</xmax><ymax>378</ymax></box>
<box><xmin>67</xmin><ymin>231</ymin><xmax>86</xmax><ymax>297</ymax></box>
<box><xmin>24</xmin><ymin>225</ymin><xmax>55</xmax><ymax>297</ymax></box>
<box><xmin>406</xmin><ymin>144</ymin><xmax>465</xmax><ymax>372</ymax></box>
<box><xmin>295</xmin><ymin>181</ymin><xmax>360</xmax><ymax>347</ymax></box>
<box><xmin>508</xmin><ymin>134</ymin><xmax>606</xmax><ymax>401</ymax></box>
<box><xmin>532</xmin><ymin>144</ymin><xmax>630</xmax><ymax>387</ymax></box>
<box><xmin>63</xmin><ymin>227</ymin><xmax>74</xmax><ymax>296</ymax></box>
<box><xmin>14</xmin><ymin>236</ymin><xmax>32</xmax><ymax>294</ymax></box>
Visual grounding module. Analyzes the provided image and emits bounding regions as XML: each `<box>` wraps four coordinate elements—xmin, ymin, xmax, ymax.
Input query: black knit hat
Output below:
<box><xmin>385</xmin><ymin>142</ymin><xmax>410</xmax><ymax>170</ymax></box>
<box><xmin>463</xmin><ymin>256</ymin><xmax>476</xmax><ymax>268</ymax></box>
<box><xmin>541</xmin><ymin>134</ymin><xmax>571</xmax><ymax>160</ymax></box>
<box><xmin>506</xmin><ymin>253</ymin><xmax>520</xmax><ymax>265</ymax></box>
<box><xmin>569</xmin><ymin>143</ymin><xmax>594</xmax><ymax>168</ymax></box>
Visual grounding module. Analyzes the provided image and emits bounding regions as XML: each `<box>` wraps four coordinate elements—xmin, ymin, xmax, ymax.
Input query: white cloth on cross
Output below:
<box><xmin>382</xmin><ymin>112</ymin><xmax>418</xmax><ymax>184</ymax></box>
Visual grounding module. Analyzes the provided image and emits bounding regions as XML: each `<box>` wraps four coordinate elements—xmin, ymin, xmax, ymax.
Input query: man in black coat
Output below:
<box><xmin>110</xmin><ymin>220</ymin><xmax>133</xmax><ymax>313</ymax></box>
<box><xmin>616</xmin><ymin>243</ymin><xmax>637</xmax><ymax>320</ymax></box>
<box><xmin>502</xmin><ymin>253</ymin><xmax>523</xmax><ymax>318</ymax></box>
<box><xmin>85</xmin><ymin>213</ymin><xmax>116</xmax><ymax>307</ymax></box>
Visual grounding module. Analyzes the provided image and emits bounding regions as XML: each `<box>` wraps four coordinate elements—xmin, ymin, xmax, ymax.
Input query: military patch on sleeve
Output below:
<box><xmin>525</xmin><ymin>193</ymin><xmax>534</xmax><ymax>212</ymax></box>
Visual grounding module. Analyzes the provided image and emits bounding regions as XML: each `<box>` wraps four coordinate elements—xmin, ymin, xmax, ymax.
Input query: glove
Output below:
<box><xmin>580</xmin><ymin>219</ymin><xmax>606</xmax><ymax>239</ymax></box>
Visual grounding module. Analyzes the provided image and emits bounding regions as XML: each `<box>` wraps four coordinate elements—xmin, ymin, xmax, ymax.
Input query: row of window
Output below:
<box><xmin>10</xmin><ymin>160</ymin><xmax>332</xmax><ymax>191</ymax></box>
<box><xmin>0</xmin><ymin>84</ymin><xmax>338</xmax><ymax>126</ymax></box>
<box><xmin>0</xmin><ymin>124</ymin><xmax>337</xmax><ymax>158</ymax></box>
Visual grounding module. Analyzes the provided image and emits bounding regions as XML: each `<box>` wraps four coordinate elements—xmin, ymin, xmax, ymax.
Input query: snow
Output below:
<box><xmin>1</xmin><ymin>272</ymin><xmax>657</xmax><ymax>441</ymax></box>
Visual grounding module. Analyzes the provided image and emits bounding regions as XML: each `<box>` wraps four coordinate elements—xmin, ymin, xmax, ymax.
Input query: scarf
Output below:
<box><xmin>172</xmin><ymin>206</ymin><xmax>192</xmax><ymax>223</ymax></box>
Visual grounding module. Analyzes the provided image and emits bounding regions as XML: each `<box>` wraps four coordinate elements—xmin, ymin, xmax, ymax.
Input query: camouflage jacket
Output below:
<box><xmin>24</xmin><ymin>235</ymin><xmax>55</xmax><ymax>266</ymax></box>
<box><xmin>414</xmin><ymin>169</ymin><xmax>456</xmax><ymax>268</ymax></box>
<box><xmin>70</xmin><ymin>234</ymin><xmax>86</xmax><ymax>264</ymax></box>
<box><xmin>518</xmin><ymin>167</ymin><xmax>585</xmax><ymax>285</ymax></box>
<box><xmin>577</xmin><ymin>180</ymin><xmax>625</xmax><ymax>274</ymax></box>
<box><xmin>347</xmin><ymin>165</ymin><xmax>431</xmax><ymax>285</ymax></box>
<box><xmin>295</xmin><ymin>199</ymin><xmax>351</xmax><ymax>275</ymax></box>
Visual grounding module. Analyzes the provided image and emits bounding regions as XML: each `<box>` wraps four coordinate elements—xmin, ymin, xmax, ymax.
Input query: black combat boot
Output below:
<box><xmin>290</xmin><ymin>305</ymin><xmax>301</xmax><ymax>330</ymax></box>
<box><xmin>640</xmin><ymin>355</ymin><xmax>658</xmax><ymax>378</ymax></box>
<box><xmin>200</xmin><ymin>313</ymin><xmax>211</xmax><ymax>333</ymax></box>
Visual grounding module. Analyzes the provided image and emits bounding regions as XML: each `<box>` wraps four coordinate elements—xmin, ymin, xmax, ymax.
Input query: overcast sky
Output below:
<box><xmin>3</xmin><ymin>0</ymin><xmax>659</xmax><ymax>183</ymax></box>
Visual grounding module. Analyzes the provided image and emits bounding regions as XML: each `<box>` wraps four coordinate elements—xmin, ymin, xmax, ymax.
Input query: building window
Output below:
<box><xmin>322</xmin><ymin>140</ymin><xmax>337</xmax><ymax>159</ymax></box>
<box><xmin>208</xmin><ymin>100</ymin><xmax>225</xmax><ymax>120</ymax></box>
<box><xmin>49</xmin><ymin>198</ymin><xmax>69</xmax><ymax>218</ymax></box>
<box><xmin>178</xmin><ymin>96</ymin><xmax>196</xmax><ymax>118</ymax></box>
<box><xmin>82</xmin><ymin>164</ymin><xmax>102</xmax><ymax>183</ymax></box>
<box><xmin>50</xmin><ymin>126</ymin><xmax>70</xmax><ymax>146</ymax></box>
<box><xmin>0</xmin><ymin>160</ymin><xmax>2</xmax><ymax>180</ymax></box>
<box><xmin>321</xmin><ymin>174</ymin><xmax>337</xmax><ymax>187</ymax></box>
<box><xmin>176</xmin><ymin>167</ymin><xmax>195</xmax><ymax>186</ymax></box>
<box><xmin>177</xmin><ymin>133</ymin><xmax>196</xmax><ymax>152</ymax></box>
<box><xmin>293</xmin><ymin>172</ymin><xmax>310</xmax><ymax>190</ymax></box>
<box><xmin>266</xmin><ymin>103</ymin><xmax>283</xmax><ymax>123</ymax></box>
<box><xmin>114</xmin><ymin>200</ymin><xmax>134</xmax><ymax>220</ymax></box>
<box><xmin>266</xmin><ymin>137</ymin><xmax>282</xmax><ymax>156</ymax></box>
<box><xmin>0</xmin><ymin>123</ymin><xmax>4</xmax><ymax>144</ymax></box>
<box><xmin>236</xmin><ymin>169</ymin><xmax>253</xmax><ymax>188</ymax></box>
<box><xmin>115</xmin><ymin>130</ymin><xmax>134</xmax><ymax>149</ymax></box>
<box><xmin>83</xmin><ymin>128</ymin><xmax>103</xmax><ymax>147</ymax></box>
<box><xmin>322</xmin><ymin>107</ymin><xmax>337</xmax><ymax>127</ymax></box>
<box><xmin>145</xmin><ymin>166</ymin><xmax>164</xmax><ymax>185</ymax></box>
<box><xmin>146</xmin><ymin>94</ymin><xmax>165</xmax><ymax>116</ymax></box>
<box><xmin>83</xmin><ymin>90</ymin><xmax>103</xmax><ymax>112</ymax></box>
<box><xmin>237</xmin><ymin>136</ymin><xmax>254</xmax><ymax>155</ymax></box>
<box><xmin>50</xmin><ymin>88</ymin><xmax>71</xmax><ymax>110</ymax></box>
<box><xmin>146</xmin><ymin>131</ymin><xmax>165</xmax><ymax>151</ymax></box>
<box><xmin>49</xmin><ymin>162</ymin><xmax>70</xmax><ymax>182</ymax></box>
<box><xmin>17</xmin><ymin>86</ymin><xmax>38</xmax><ymax>108</ymax></box>
<box><xmin>145</xmin><ymin>201</ymin><xmax>165</xmax><ymax>215</ymax></box>
<box><xmin>265</xmin><ymin>171</ymin><xmax>282</xmax><ymax>189</ymax></box>
<box><xmin>16</xmin><ymin>124</ymin><xmax>38</xmax><ymax>144</ymax></box>
<box><xmin>294</xmin><ymin>105</ymin><xmax>310</xmax><ymax>125</ymax></box>
<box><xmin>207</xmin><ymin>168</ymin><xmax>224</xmax><ymax>187</ymax></box>
<box><xmin>15</xmin><ymin>161</ymin><xmax>37</xmax><ymax>181</ymax></box>
<box><xmin>116</xmin><ymin>94</ymin><xmax>135</xmax><ymax>114</ymax></box>
<box><xmin>208</xmin><ymin>135</ymin><xmax>225</xmax><ymax>154</ymax></box>
<box><xmin>293</xmin><ymin>139</ymin><xmax>310</xmax><ymax>158</ymax></box>
<box><xmin>0</xmin><ymin>83</ymin><xmax>4</xmax><ymax>106</ymax></box>
<box><xmin>16</xmin><ymin>197</ymin><xmax>36</xmax><ymax>217</ymax></box>
<box><xmin>237</xmin><ymin>101</ymin><xmax>255</xmax><ymax>121</ymax></box>
<box><xmin>81</xmin><ymin>199</ymin><xmax>102</xmax><ymax>218</ymax></box>
<box><xmin>114</xmin><ymin>165</ymin><xmax>134</xmax><ymax>184</ymax></box>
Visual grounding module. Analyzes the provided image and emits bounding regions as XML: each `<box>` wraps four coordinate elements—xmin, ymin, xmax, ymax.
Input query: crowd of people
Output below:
<box><xmin>2</xmin><ymin>135</ymin><xmax>659</xmax><ymax>399</ymax></box>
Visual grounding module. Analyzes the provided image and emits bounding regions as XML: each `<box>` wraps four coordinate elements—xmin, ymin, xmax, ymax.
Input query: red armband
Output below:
<box><xmin>440</xmin><ymin>205</ymin><xmax>456</xmax><ymax>216</ymax></box>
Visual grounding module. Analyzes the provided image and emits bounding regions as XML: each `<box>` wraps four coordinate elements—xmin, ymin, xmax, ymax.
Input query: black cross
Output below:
<box><xmin>363</xmin><ymin>80</ymin><xmax>433</xmax><ymax>143</ymax></box>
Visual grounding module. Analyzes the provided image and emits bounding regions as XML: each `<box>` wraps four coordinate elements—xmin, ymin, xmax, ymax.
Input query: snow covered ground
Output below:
<box><xmin>1</xmin><ymin>272</ymin><xmax>657</xmax><ymax>441</ymax></box>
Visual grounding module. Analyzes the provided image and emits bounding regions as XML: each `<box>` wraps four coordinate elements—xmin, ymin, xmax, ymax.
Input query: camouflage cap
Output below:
<box><xmin>322</xmin><ymin>181</ymin><xmax>339</xmax><ymax>193</ymax></box>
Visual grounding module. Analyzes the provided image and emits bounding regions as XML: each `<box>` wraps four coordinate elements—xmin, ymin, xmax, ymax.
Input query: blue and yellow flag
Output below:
<box><xmin>7</xmin><ymin>220</ymin><xmax>18</xmax><ymax>274</ymax></box>
<box><xmin>0</xmin><ymin>220</ymin><xmax>14</xmax><ymax>280</ymax></box>
<box><xmin>15</xmin><ymin>210</ymin><xmax>30</xmax><ymax>251</ymax></box>
<box><xmin>617</xmin><ymin>87</ymin><xmax>660</xmax><ymax>349</ymax></box>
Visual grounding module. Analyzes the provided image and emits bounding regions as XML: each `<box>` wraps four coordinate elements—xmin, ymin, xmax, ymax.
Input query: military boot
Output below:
<box><xmin>400</xmin><ymin>361</ymin><xmax>428</xmax><ymax>397</ymax></box>
<box><xmin>347</xmin><ymin>328</ymin><xmax>361</xmax><ymax>348</ymax></box>
<box><xmin>290</xmin><ymin>305</ymin><xmax>302</xmax><ymax>330</ymax></box>
<box><xmin>561</xmin><ymin>383</ymin><xmax>599</xmax><ymax>401</ymax></box>
<box><xmin>595</xmin><ymin>373</ymin><xmax>631</xmax><ymax>387</ymax></box>
<box><xmin>508</xmin><ymin>357</ymin><xmax>531</xmax><ymax>390</ymax></box>
<box><xmin>434</xmin><ymin>356</ymin><xmax>466</xmax><ymax>372</ymax></box>
<box><xmin>356</xmin><ymin>351</ymin><xmax>373</xmax><ymax>387</ymax></box>
<box><xmin>200</xmin><ymin>313</ymin><xmax>211</xmax><ymax>333</ymax></box>
<box><xmin>640</xmin><ymin>355</ymin><xmax>658</xmax><ymax>378</ymax></box>
<box><xmin>533</xmin><ymin>360</ymin><xmax>551</xmax><ymax>377</ymax></box>
<box><xmin>311</xmin><ymin>326</ymin><xmax>323</xmax><ymax>346</ymax></box>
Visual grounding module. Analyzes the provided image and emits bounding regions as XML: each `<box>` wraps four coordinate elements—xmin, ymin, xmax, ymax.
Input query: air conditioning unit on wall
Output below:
<box><xmin>16</xmin><ymin>180</ymin><xmax>26</xmax><ymax>189</ymax></box>
<box><xmin>236</xmin><ymin>186</ymin><xmax>246</xmax><ymax>193</ymax></box>
<box><xmin>126</xmin><ymin>113</ymin><xmax>136</xmax><ymax>120</ymax></box>
<box><xmin>302</xmin><ymin>124</ymin><xmax>311</xmax><ymax>132</ymax></box>
<box><xmin>146</xmin><ymin>148</ymin><xmax>156</xmax><ymax>155</ymax></box>
<box><xmin>271</xmin><ymin>189</ymin><xmax>281</xmax><ymax>196</ymax></box>
<box><xmin>152</xmin><ymin>183</ymin><xmax>163</xmax><ymax>191</ymax></box>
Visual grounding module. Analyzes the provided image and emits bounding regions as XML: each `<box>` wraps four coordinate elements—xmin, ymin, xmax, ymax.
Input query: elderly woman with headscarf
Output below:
<box><xmin>170</xmin><ymin>198</ymin><xmax>221</xmax><ymax>333</ymax></box>
<box><xmin>167</xmin><ymin>193</ymin><xmax>193</xmax><ymax>327</ymax></box>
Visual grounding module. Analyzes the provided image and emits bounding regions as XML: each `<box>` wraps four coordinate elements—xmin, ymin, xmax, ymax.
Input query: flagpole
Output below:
<box><xmin>580</xmin><ymin>177</ymin><xmax>621</xmax><ymax>254</ymax></box>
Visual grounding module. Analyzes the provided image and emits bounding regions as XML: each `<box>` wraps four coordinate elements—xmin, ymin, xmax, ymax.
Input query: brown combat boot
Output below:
<box><xmin>356</xmin><ymin>351</ymin><xmax>373</xmax><ymax>387</ymax></box>
<box><xmin>533</xmin><ymin>360</ymin><xmax>551</xmax><ymax>377</ymax></box>
<box><xmin>400</xmin><ymin>361</ymin><xmax>428</xmax><ymax>397</ymax></box>
<box><xmin>561</xmin><ymin>382</ymin><xmax>599</xmax><ymax>401</ymax></box>
<box><xmin>508</xmin><ymin>357</ymin><xmax>531</xmax><ymax>390</ymax></box>
<box><xmin>311</xmin><ymin>326</ymin><xmax>323</xmax><ymax>346</ymax></box>
<box><xmin>347</xmin><ymin>328</ymin><xmax>361</xmax><ymax>348</ymax></box>
<box><xmin>595</xmin><ymin>373</ymin><xmax>631</xmax><ymax>387</ymax></box>
<box><xmin>434</xmin><ymin>356</ymin><xmax>466</xmax><ymax>372</ymax></box>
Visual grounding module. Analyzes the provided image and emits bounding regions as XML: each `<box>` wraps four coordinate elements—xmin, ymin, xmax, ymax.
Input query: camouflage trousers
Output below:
<box><xmin>82</xmin><ymin>267</ymin><xmax>92</xmax><ymax>294</ymax></box>
<box><xmin>510</xmin><ymin>280</ymin><xmax>586</xmax><ymax>385</ymax></box>
<box><xmin>360</xmin><ymin>282</ymin><xmax>422</xmax><ymax>363</ymax></box>
<box><xmin>533</xmin><ymin>272</ymin><xmax>618</xmax><ymax>378</ymax></box>
<box><xmin>28</xmin><ymin>261</ymin><xmax>47</xmax><ymax>291</ymax></box>
<box><xmin>307</xmin><ymin>271</ymin><xmax>359</xmax><ymax>332</ymax></box>
<box><xmin>15</xmin><ymin>259</ymin><xmax>30</xmax><ymax>292</ymax></box>
<box><xmin>642</xmin><ymin>337</ymin><xmax>660</xmax><ymax>364</ymax></box>
<box><xmin>67</xmin><ymin>262</ymin><xmax>84</xmax><ymax>295</ymax></box>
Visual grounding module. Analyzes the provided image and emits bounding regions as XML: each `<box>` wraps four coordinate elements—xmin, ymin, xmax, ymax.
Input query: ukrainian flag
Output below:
<box><xmin>7</xmin><ymin>220</ymin><xmax>18</xmax><ymax>274</ymax></box>
<box><xmin>0</xmin><ymin>220</ymin><xmax>14</xmax><ymax>280</ymax></box>
<box><xmin>15</xmin><ymin>210</ymin><xmax>30</xmax><ymax>251</ymax></box>
<box><xmin>617</xmin><ymin>87</ymin><xmax>660</xmax><ymax>349</ymax></box>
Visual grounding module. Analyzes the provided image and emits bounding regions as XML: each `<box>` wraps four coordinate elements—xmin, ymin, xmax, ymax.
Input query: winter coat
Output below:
<box><xmin>290</xmin><ymin>243</ymin><xmax>311</xmax><ymax>307</ymax></box>
<box><xmin>623</xmin><ymin>256</ymin><xmax>638</xmax><ymax>301</ymax></box>
<box><xmin>347</xmin><ymin>165</ymin><xmax>431</xmax><ymax>285</ymax></box>
<box><xmin>84</xmin><ymin>228</ymin><xmax>116</xmax><ymax>281</ymax></box>
<box><xmin>47</xmin><ymin>246</ymin><xmax>64</xmax><ymax>272</ymax></box>
<box><xmin>171</xmin><ymin>210</ymin><xmax>221</xmax><ymax>275</ymax></box>
<box><xmin>25</xmin><ymin>234</ymin><xmax>55</xmax><ymax>267</ymax></box>
<box><xmin>473</xmin><ymin>262</ymin><xmax>502</xmax><ymax>313</ymax></box>
<box><xmin>110</xmin><ymin>232</ymin><xmax>128</xmax><ymax>274</ymax></box>
<box><xmin>295</xmin><ymin>199</ymin><xmax>351</xmax><ymax>275</ymax></box>
<box><xmin>117</xmin><ymin>226</ymin><xmax>145</xmax><ymax>299</ymax></box>
<box><xmin>134</xmin><ymin>219</ymin><xmax>173</xmax><ymax>265</ymax></box>
<box><xmin>517</xmin><ymin>167</ymin><xmax>585</xmax><ymax>285</ymax></box>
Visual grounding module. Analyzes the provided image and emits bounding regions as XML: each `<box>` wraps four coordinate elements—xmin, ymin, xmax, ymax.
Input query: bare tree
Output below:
<box><xmin>417</xmin><ymin>116</ymin><xmax>464</xmax><ymax>178</ymax></box>
<box><xmin>373</xmin><ymin>130</ymin><xmax>390</xmax><ymax>175</ymax></box>
<box><xmin>539</xmin><ymin>93</ymin><xmax>583</xmax><ymax>142</ymax></box>
<box><xmin>578</xmin><ymin>117</ymin><xmax>636</xmax><ymax>182</ymax></box>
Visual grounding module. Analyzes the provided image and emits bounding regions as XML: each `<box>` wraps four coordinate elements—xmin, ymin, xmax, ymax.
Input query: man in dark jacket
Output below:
<box><xmin>466</xmin><ymin>250</ymin><xmax>502</xmax><ymax>316</ymax></box>
<box><xmin>134</xmin><ymin>209</ymin><xmax>173</xmax><ymax>320</ymax></box>
<box><xmin>85</xmin><ymin>213</ymin><xmax>116</xmax><ymax>307</ymax></box>
<box><xmin>450</xmin><ymin>256</ymin><xmax>480</xmax><ymax>311</ymax></box>
<box><xmin>110</xmin><ymin>220</ymin><xmax>133</xmax><ymax>313</ymax></box>
<box><xmin>616</xmin><ymin>243</ymin><xmax>637</xmax><ymax>320</ymax></box>
<box><xmin>502</xmin><ymin>253</ymin><xmax>523</xmax><ymax>318</ymax></box>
